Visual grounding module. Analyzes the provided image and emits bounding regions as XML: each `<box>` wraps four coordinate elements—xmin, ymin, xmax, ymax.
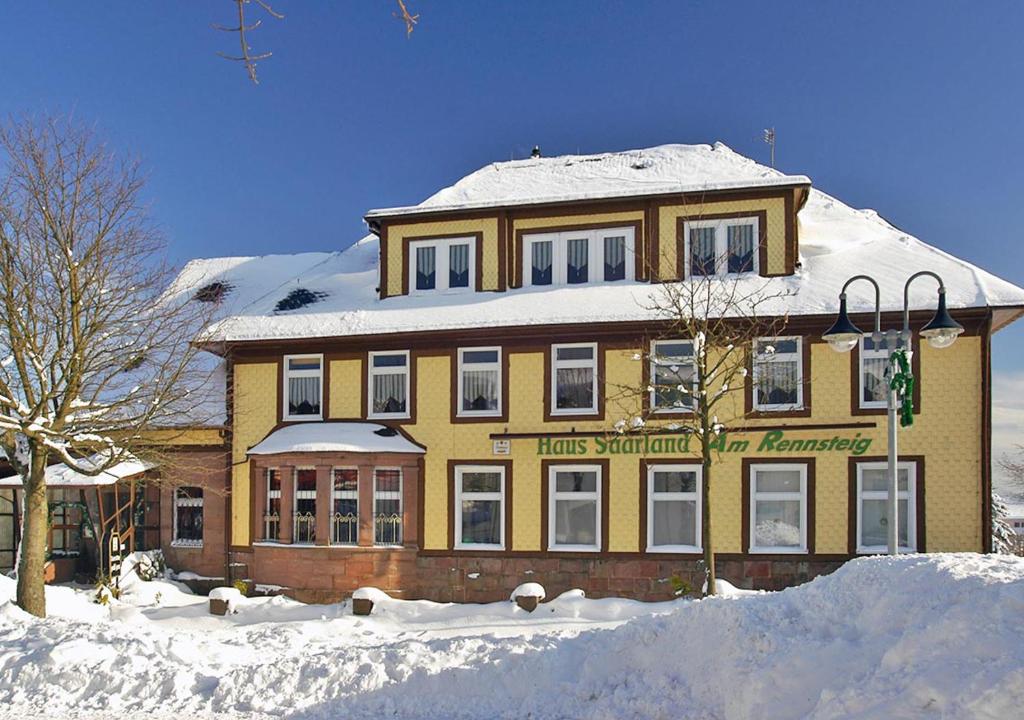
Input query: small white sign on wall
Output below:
<box><xmin>492</xmin><ymin>439</ymin><xmax>511</xmax><ymax>455</ymax></box>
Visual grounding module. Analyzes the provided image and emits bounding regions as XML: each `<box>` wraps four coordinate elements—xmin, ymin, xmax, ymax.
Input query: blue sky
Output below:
<box><xmin>3</xmin><ymin>2</ymin><xmax>1023</xmax><ymax>487</ymax></box>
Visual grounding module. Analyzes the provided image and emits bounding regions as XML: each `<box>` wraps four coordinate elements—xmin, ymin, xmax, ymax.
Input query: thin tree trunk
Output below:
<box><xmin>15</xmin><ymin>446</ymin><xmax>49</xmax><ymax>618</ymax></box>
<box><xmin>702</xmin><ymin>450</ymin><xmax>716</xmax><ymax>596</ymax></box>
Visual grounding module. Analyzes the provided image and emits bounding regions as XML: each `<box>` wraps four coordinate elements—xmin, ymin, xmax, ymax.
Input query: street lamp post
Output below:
<box><xmin>823</xmin><ymin>271</ymin><xmax>964</xmax><ymax>555</ymax></box>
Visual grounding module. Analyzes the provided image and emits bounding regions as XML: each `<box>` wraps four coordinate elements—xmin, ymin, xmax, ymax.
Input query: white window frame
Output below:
<box><xmin>859</xmin><ymin>335</ymin><xmax>900</xmax><ymax>410</ymax></box>
<box><xmin>682</xmin><ymin>216</ymin><xmax>760</xmax><ymax>278</ymax></box>
<box><xmin>454</xmin><ymin>465</ymin><xmax>506</xmax><ymax>551</ymax></box>
<box><xmin>171</xmin><ymin>486</ymin><xmax>204</xmax><ymax>548</ymax></box>
<box><xmin>282</xmin><ymin>353</ymin><xmax>324</xmax><ymax>421</ymax></box>
<box><xmin>367</xmin><ymin>350</ymin><xmax>411</xmax><ymax>420</ymax></box>
<box><xmin>408</xmin><ymin>236</ymin><xmax>476</xmax><ymax>294</ymax></box>
<box><xmin>646</xmin><ymin>464</ymin><xmax>702</xmax><ymax>553</ymax></box>
<box><xmin>456</xmin><ymin>346</ymin><xmax>502</xmax><ymax>418</ymax></box>
<box><xmin>856</xmin><ymin>461</ymin><xmax>917</xmax><ymax>554</ymax></box>
<box><xmin>749</xmin><ymin>463</ymin><xmax>808</xmax><ymax>554</ymax></box>
<box><xmin>522</xmin><ymin>226</ymin><xmax>635</xmax><ymax>287</ymax></box>
<box><xmin>265</xmin><ymin>468</ymin><xmax>281</xmax><ymax>541</ymax></box>
<box><xmin>331</xmin><ymin>466</ymin><xmax>359</xmax><ymax>546</ymax></box>
<box><xmin>373</xmin><ymin>467</ymin><xmax>404</xmax><ymax>547</ymax></box>
<box><xmin>649</xmin><ymin>339</ymin><xmax>697</xmax><ymax>413</ymax></box>
<box><xmin>547</xmin><ymin>463</ymin><xmax>602</xmax><ymax>552</ymax></box>
<box><xmin>293</xmin><ymin>467</ymin><xmax>317</xmax><ymax>545</ymax></box>
<box><xmin>550</xmin><ymin>342</ymin><xmax>599</xmax><ymax>416</ymax></box>
<box><xmin>752</xmin><ymin>336</ymin><xmax>804</xmax><ymax>412</ymax></box>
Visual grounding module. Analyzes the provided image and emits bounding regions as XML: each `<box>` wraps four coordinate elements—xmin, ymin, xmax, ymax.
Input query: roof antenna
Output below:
<box><xmin>763</xmin><ymin>128</ymin><xmax>776</xmax><ymax>168</ymax></box>
<box><xmin>531</xmin><ymin>145</ymin><xmax>541</xmax><ymax>159</ymax></box>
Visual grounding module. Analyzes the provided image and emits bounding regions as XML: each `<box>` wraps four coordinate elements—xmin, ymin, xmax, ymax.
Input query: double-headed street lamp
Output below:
<box><xmin>823</xmin><ymin>271</ymin><xmax>964</xmax><ymax>555</ymax></box>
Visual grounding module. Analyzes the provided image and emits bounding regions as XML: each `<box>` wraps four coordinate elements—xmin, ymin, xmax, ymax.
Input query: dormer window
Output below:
<box><xmin>683</xmin><ymin>216</ymin><xmax>760</xmax><ymax>277</ymax></box>
<box><xmin>523</xmin><ymin>226</ymin><xmax>635</xmax><ymax>287</ymax></box>
<box><xmin>409</xmin><ymin>237</ymin><xmax>475</xmax><ymax>293</ymax></box>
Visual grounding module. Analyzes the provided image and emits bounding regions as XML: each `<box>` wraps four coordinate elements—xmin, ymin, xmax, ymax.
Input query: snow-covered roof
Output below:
<box><xmin>0</xmin><ymin>453</ymin><xmax>154</xmax><ymax>487</ymax></box>
<box><xmin>366</xmin><ymin>143</ymin><xmax>810</xmax><ymax>218</ymax></box>
<box><xmin>247</xmin><ymin>422</ymin><xmax>426</xmax><ymax>455</ymax></box>
<box><xmin>170</xmin><ymin>143</ymin><xmax>1024</xmax><ymax>344</ymax></box>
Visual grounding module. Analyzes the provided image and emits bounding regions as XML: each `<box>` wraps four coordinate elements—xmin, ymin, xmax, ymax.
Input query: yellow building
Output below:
<box><xmin>168</xmin><ymin>143</ymin><xmax>1024</xmax><ymax>602</ymax></box>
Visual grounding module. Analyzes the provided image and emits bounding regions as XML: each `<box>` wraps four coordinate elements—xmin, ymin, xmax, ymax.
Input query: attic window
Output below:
<box><xmin>194</xmin><ymin>281</ymin><xmax>233</xmax><ymax>303</ymax></box>
<box><xmin>275</xmin><ymin>288</ymin><xmax>328</xmax><ymax>313</ymax></box>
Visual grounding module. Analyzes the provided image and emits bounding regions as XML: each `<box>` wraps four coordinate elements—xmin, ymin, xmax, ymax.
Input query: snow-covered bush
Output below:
<box><xmin>510</xmin><ymin>582</ymin><xmax>546</xmax><ymax>601</ymax></box>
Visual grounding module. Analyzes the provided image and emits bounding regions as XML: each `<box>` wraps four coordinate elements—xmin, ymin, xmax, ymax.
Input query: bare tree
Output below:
<box><xmin>999</xmin><ymin>447</ymin><xmax>1024</xmax><ymax>492</ymax></box>
<box><xmin>0</xmin><ymin>116</ymin><xmax>214</xmax><ymax>617</ymax></box>
<box><xmin>215</xmin><ymin>0</ymin><xmax>420</xmax><ymax>84</ymax></box>
<box><xmin>609</xmin><ymin>242</ymin><xmax>791</xmax><ymax>596</ymax></box>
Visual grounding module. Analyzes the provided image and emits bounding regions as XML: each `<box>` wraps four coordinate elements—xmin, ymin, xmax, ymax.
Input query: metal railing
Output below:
<box><xmin>294</xmin><ymin>512</ymin><xmax>316</xmax><ymax>544</ymax></box>
<box><xmin>263</xmin><ymin>512</ymin><xmax>280</xmax><ymax>542</ymax></box>
<box><xmin>374</xmin><ymin>513</ymin><xmax>402</xmax><ymax>546</ymax></box>
<box><xmin>332</xmin><ymin>512</ymin><xmax>358</xmax><ymax>545</ymax></box>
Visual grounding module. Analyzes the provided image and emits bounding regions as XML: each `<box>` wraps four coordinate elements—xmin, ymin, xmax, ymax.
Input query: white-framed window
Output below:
<box><xmin>646</xmin><ymin>464</ymin><xmax>701</xmax><ymax>552</ymax></box>
<box><xmin>551</xmin><ymin>342</ymin><xmax>599</xmax><ymax>415</ymax></box>
<box><xmin>454</xmin><ymin>465</ymin><xmax>506</xmax><ymax>550</ymax></box>
<box><xmin>650</xmin><ymin>340</ymin><xmax>697</xmax><ymax>413</ymax></box>
<box><xmin>859</xmin><ymin>335</ymin><xmax>908</xmax><ymax>409</ymax></box>
<box><xmin>368</xmin><ymin>350</ymin><xmax>410</xmax><ymax>419</ymax></box>
<box><xmin>331</xmin><ymin>467</ymin><xmax>358</xmax><ymax>546</ymax></box>
<box><xmin>457</xmin><ymin>347</ymin><xmax>502</xmax><ymax>417</ymax></box>
<box><xmin>172</xmin><ymin>486</ymin><xmax>204</xmax><ymax>547</ymax></box>
<box><xmin>374</xmin><ymin>468</ymin><xmax>403</xmax><ymax>546</ymax></box>
<box><xmin>523</xmin><ymin>226</ymin><xmax>635</xmax><ymax>287</ymax></box>
<box><xmin>752</xmin><ymin>337</ymin><xmax>803</xmax><ymax>411</ymax></box>
<box><xmin>283</xmin><ymin>354</ymin><xmax>323</xmax><ymax>421</ymax></box>
<box><xmin>749</xmin><ymin>463</ymin><xmax>808</xmax><ymax>553</ymax></box>
<box><xmin>682</xmin><ymin>216</ymin><xmax>759</xmax><ymax>277</ymax></box>
<box><xmin>294</xmin><ymin>467</ymin><xmax>317</xmax><ymax>545</ymax></box>
<box><xmin>856</xmin><ymin>461</ymin><xmax>917</xmax><ymax>553</ymax></box>
<box><xmin>408</xmin><ymin>236</ymin><xmax>476</xmax><ymax>293</ymax></box>
<box><xmin>548</xmin><ymin>464</ymin><xmax>601</xmax><ymax>551</ymax></box>
<box><xmin>264</xmin><ymin>468</ymin><xmax>281</xmax><ymax>541</ymax></box>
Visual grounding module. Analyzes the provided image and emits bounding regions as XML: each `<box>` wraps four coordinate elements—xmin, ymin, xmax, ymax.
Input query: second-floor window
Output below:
<box><xmin>523</xmin><ymin>227</ymin><xmax>635</xmax><ymax>287</ymax></box>
<box><xmin>551</xmin><ymin>343</ymin><xmax>598</xmax><ymax>415</ymax></box>
<box><xmin>409</xmin><ymin>236</ymin><xmax>475</xmax><ymax>293</ymax></box>
<box><xmin>683</xmin><ymin>217</ymin><xmax>759</xmax><ymax>277</ymax></box>
<box><xmin>457</xmin><ymin>347</ymin><xmax>501</xmax><ymax>417</ymax></box>
<box><xmin>752</xmin><ymin>337</ymin><xmax>803</xmax><ymax>412</ymax></box>
<box><xmin>650</xmin><ymin>340</ymin><xmax>696</xmax><ymax>412</ymax></box>
<box><xmin>369</xmin><ymin>351</ymin><xmax>410</xmax><ymax>419</ymax></box>
<box><xmin>283</xmin><ymin>354</ymin><xmax>323</xmax><ymax>420</ymax></box>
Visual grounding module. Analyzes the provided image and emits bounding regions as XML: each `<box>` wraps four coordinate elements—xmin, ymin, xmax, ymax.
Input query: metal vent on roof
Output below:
<box><xmin>274</xmin><ymin>288</ymin><xmax>328</xmax><ymax>313</ymax></box>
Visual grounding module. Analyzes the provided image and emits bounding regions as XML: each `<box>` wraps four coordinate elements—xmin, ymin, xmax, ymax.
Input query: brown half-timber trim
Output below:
<box><xmin>498</xmin><ymin>211</ymin><xmax>509</xmax><ymax>291</ymax></box>
<box><xmin>981</xmin><ymin>311</ymin><xmax>993</xmax><ymax>552</ymax></box>
<box><xmin>849</xmin><ymin>333</ymin><xmax>921</xmax><ymax>416</ymax></box>
<box><xmin>543</xmin><ymin>342</ymin><xmax>607</xmax><ymax>422</ymax></box>
<box><xmin>398</xmin><ymin>231</ymin><xmax>486</xmax><ymax>297</ymax></box>
<box><xmin>449</xmin><ymin>347</ymin><xmax>511</xmax><ymax>424</ymax></box>
<box><xmin>540</xmin><ymin>458</ymin><xmax>610</xmax><ymax>553</ymax></box>
<box><xmin>446</xmin><ymin>459</ymin><xmax>514</xmax><ymax>551</ymax></box>
<box><xmin>379</xmin><ymin>222</ymin><xmax>390</xmax><ymax>299</ymax></box>
<box><xmin>846</xmin><ymin>455</ymin><xmax>926</xmax><ymax>554</ymax></box>
<box><xmin>674</xmin><ymin>211</ymin><xmax>769</xmax><ymax>281</ymax></box>
<box><xmin>784</xmin><ymin>190</ymin><xmax>796</xmax><ymax>274</ymax></box>
<box><xmin>744</xmin><ymin>335</ymin><xmax>813</xmax><ymax>419</ymax></box>
<box><xmin>741</xmin><ymin>457</ymin><xmax>817</xmax><ymax>554</ymax></box>
<box><xmin>638</xmin><ymin>458</ymin><xmax>704</xmax><ymax>556</ymax></box>
<box><xmin>416</xmin><ymin>549</ymin><xmax>853</xmax><ymax>562</ymax></box>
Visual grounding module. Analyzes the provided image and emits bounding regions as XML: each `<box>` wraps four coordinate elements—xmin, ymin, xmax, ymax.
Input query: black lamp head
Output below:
<box><xmin>823</xmin><ymin>294</ymin><xmax>863</xmax><ymax>352</ymax></box>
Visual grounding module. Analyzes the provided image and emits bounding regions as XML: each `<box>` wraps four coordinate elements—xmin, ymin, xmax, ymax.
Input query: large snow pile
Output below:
<box><xmin>0</xmin><ymin>554</ymin><xmax>1022</xmax><ymax>719</ymax></box>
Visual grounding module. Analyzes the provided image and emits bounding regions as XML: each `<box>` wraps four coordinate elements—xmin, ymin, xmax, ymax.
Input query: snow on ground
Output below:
<box><xmin>1</xmin><ymin>553</ymin><xmax>1023</xmax><ymax>719</ymax></box>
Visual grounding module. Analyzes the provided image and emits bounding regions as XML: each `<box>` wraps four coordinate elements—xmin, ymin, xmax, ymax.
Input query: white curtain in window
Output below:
<box><xmin>566</xmin><ymin>238</ymin><xmax>588</xmax><ymax>283</ymax></box>
<box><xmin>449</xmin><ymin>243</ymin><xmax>469</xmax><ymax>287</ymax></box>
<box><xmin>604</xmin><ymin>236</ymin><xmax>626</xmax><ymax>280</ymax></box>
<box><xmin>727</xmin><ymin>224</ymin><xmax>754</xmax><ymax>273</ymax></box>
<box><xmin>760</xmin><ymin>359</ymin><xmax>798</xmax><ymax>405</ymax></box>
<box><xmin>462</xmin><ymin>369</ymin><xmax>498</xmax><ymax>410</ymax></box>
<box><xmin>690</xmin><ymin>227</ymin><xmax>716</xmax><ymax>274</ymax></box>
<box><xmin>288</xmin><ymin>377</ymin><xmax>320</xmax><ymax>414</ymax></box>
<box><xmin>373</xmin><ymin>374</ymin><xmax>406</xmax><ymax>413</ymax></box>
<box><xmin>416</xmin><ymin>246</ymin><xmax>436</xmax><ymax>289</ymax></box>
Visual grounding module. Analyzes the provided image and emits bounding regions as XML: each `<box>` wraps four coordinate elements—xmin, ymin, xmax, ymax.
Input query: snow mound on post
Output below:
<box><xmin>510</xmin><ymin>582</ymin><xmax>546</xmax><ymax>600</ymax></box>
<box><xmin>352</xmin><ymin>587</ymin><xmax>390</xmax><ymax>603</ymax></box>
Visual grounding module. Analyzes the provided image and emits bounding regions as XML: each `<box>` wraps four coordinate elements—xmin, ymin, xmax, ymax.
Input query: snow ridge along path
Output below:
<box><xmin>1</xmin><ymin>553</ymin><xmax>1023</xmax><ymax>719</ymax></box>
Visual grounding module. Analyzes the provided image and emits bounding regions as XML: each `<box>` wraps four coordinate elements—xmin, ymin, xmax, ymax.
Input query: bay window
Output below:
<box><xmin>409</xmin><ymin>236</ymin><xmax>475</xmax><ymax>293</ymax></box>
<box><xmin>749</xmin><ymin>464</ymin><xmax>808</xmax><ymax>553</ymax></box>
<box><xmin>650</xmin><ymin>340</ymin><xmax>696</xmax><ymax>412</ymax></box>
<box><xmin>374</xmin><ymin>468</ymin><xmax>403</xmax><ymax>546</ymax></box>
<box><xmin>647</xmin><ymin>465</ymin><xmax>701</xmax><ymax>552</ymax></box>
<box><xmin>683</xmin><ymin>216</ymin><xmax>759</xmax><ymax>277</ymax></box>
<box><xmin>551</xmin><ymin>343</ymin><xmax>598</xmax><ymax>415</ymax></box>
<box><xmin>752</xmin><ymin>337</ymin><xmax>803</xmax><ymax>411</ymax></box>
<box><xmin>457</xmin><ymin>347</ymin><xmax>502</xmax><ymax>417</ymax></box>
<box><xmin>294</xmin><ymin>468</ymin><xmax>316</xmax><ymax>544</ymax></box>
<box><xmin>548</xmin><ymin>465</ymin><xmax>601</xmax><ymax>551</ymax></box>
<box><xmin>369</xmin><ymin>350</ymin><xmax>410</xmax><ymax>419</ymax></box>
<box><xmin>454</xmin><ymin>465</ymin><xmax>505</xmax><ymax>549</ymax></box>
<box><xmin>172</xmin><ymin>487</ymin><xmax>204</xmax><ymax>547</ymax></box>
<box><xmin>283</xmin><ymin>354</ymin><xmax>323</xmax><ymax>420</ymax></box>
<box><xmin>523</xmin><ymin>226</ymin><xmax>635</xmax><ymax>286</ymax></box>
<box><xmin>332</xmin><ymin>468</ymin><xmax>358</xmax><ymax>545</ymax></box>
<box><xmin>856</xmin><ymin>461</ymin><xmax>917</xmax><ymax>553</ymax></box>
